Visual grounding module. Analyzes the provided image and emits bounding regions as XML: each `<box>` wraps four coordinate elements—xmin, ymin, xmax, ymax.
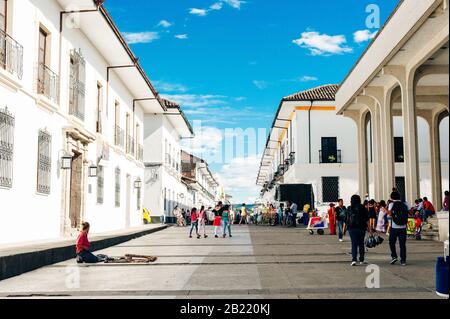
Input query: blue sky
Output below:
<box><xmin>106</xmin><ymin>0</ymin><xmax>399</xmax><ymax>204</ymax></box>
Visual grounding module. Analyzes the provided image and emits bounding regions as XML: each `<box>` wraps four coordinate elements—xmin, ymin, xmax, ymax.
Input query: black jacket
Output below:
<box><xmin>345</xmin><ymin>204</ymin><xmax>369</xmax><ymax>230</ymax></box>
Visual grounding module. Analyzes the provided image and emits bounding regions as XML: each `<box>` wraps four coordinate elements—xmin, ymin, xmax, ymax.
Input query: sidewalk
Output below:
<box><xmin>0</xmin><ymin>224</ymin><xmax>168</xmax><ymax>281</ymax></box>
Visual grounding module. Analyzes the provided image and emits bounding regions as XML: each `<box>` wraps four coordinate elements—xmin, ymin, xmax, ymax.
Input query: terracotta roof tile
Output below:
<box><xmin>283</xmin><ymin>84</ymin><xmax>339</xmax><ymax>102</ymax></box>
<box><xmin>161</xmin><ymin>98</ymin><xmax>180</xmax><ymax>108</ymax></box>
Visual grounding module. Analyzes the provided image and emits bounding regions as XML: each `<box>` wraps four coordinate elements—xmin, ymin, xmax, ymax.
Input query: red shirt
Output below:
<box><xmin>191</xmin><ymin>211</ymin><xmax>198</xmax><ymax>222</ymax></box>
<box><xmin>76</xmin><ymin>231</ymin><xmax>91</xmax><ymax>254</ymax></box>
<box><xmin>424</xmin><ymin>201</ymin><xmax>435</xmax><ymax>212</ymax></box>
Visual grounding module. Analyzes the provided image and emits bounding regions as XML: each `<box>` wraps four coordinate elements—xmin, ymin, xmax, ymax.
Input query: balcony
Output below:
<box><xmin>319</xmin><ymin>150</ymin><xmax>342</xmax><ymax>164</ymax></box>
<box><xmin>126</xmin><ymin>135</ymin><xmax>135</xmax><ymax>156</ymax></box>
<box><xmin>37</xmin><ymin>63</ymin><xmax>59</xmax><ymax>104</ymax></box>
<box><xmin>0</xmin><ymin>29</ymin><xmax>23</xmax><ymax>80</ymax></box>
<box><xmin>137</xmin><ymin>144</ymin><xmax>144</xmax><ymax>162</ymax></box>
<box><xmin>113</xmin><ymin>125</ymin><xmax>125</xmax><ymax>149</ymax></box>
<box><xmin>68</xmin><ymin>77</ymin><xmax>85</xmax><ymax>121</ymax></box>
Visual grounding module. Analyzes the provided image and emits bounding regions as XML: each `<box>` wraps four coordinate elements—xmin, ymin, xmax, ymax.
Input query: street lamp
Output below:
<box><xmin>88</xmin><ymin>165</ymin><xmax>98</xmax><ymax>178</ymax></box>
<box><xmin>134</xmin><ymin>178</ymin><xmax>142</xmax><ymax>189</ymax></box>
<box><xmin>60</xmin><ymin>152</ymin><xmax>72</xmax><ymax>170</ymax></box>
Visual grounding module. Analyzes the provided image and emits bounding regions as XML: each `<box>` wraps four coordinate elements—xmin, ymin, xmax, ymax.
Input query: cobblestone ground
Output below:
<box><xmin>0</xmin><ymin>225</ymin><xmax>443</xmax><ymax>299</ymax></box>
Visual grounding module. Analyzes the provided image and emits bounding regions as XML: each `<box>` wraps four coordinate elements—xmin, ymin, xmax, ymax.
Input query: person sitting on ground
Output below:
<box><xmin>422</xmin><ymin>197</ymin><xmax>436</xmax><ymax>223</ymax></box>
<box><xmin>76</xmin><ymin>222</ymin><xmax>100</xmax><ymax>264</ymax></box>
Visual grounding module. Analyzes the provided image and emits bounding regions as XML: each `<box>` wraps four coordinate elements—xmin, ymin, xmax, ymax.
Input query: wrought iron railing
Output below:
<box><xmin>113</xmin><ymin>125</ymin><xmax>125</xmax><ymax>149</ymax></box>
<box><xmin>0</xmin><ymin>107</ymin><xmax>15</xmax><ymax>189</ymax></box>
<box><xmin>0</xmin><ymin>29</ymin><xmax>23</xmax><ymax>79</ymax></box>
<box><xmin>37</xmin><ymin>63</ymin><xmax>59</xmax><ymax>104</ymax></box>
<box><xmin>319</xmin><ymin>150</ymin><xmax>342</xmax><ymax>164</ymax></box>
<box><xmin>126</xmin><ymin>135</ymin><xmax>135</xmax><ymax>155</ymax></box>
<box><xmin>37</xmin><ymin>130</ymin><xmax>52</xmax><ymax>195</ymax></box>
<box><xmin>137</xmin><ymin>144</ymin><xmax>144</xmax><ymax>162</ymax></box>
<box><xmin>69</xmin><ymin>75</ymin><xmax>85</xmax><ymax>121</ymax></box>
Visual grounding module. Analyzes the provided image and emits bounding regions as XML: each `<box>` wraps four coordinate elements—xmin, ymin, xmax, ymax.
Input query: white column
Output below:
<box><xmin>383</xmin><ymin>66</ymin><xmax>420</xmax><ymax>203</ymax></box>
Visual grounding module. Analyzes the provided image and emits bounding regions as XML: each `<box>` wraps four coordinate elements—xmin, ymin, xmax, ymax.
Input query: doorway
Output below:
<box><xmin>126</xmin><ymin>174</ymin><xmax>131</xmax><ymax>228</ymax></box>
<box><xmin>69</xmin><ymin>152</ymin><xmax>83</xmax><ymax>229</ymax></box>
<box><xmin>321</xmin><ymin>137</ymin><xmax>337</xmax><ymax>163</ymax></box>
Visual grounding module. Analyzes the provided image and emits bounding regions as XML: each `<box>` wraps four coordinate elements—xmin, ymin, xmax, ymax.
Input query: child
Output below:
<box><xmin>76</xmin><ymin>222</ymin><xmax>100</xmax><ymax>264</ymax></box>
<box><xmin>213</xmin><ymin>203</ymin><xmax>223</xmax><ymax>238</ymax></box>
<box><xmin>414</xmin><ymin>213</ymin><xmax>422</xmax><ymax>240</ymax></box>
<box><xmin>189</xmin><ymin>208</ymin><xmax>200</xmax><ymax>239</ymax></box>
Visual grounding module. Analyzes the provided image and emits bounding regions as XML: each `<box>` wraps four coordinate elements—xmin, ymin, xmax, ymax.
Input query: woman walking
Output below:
<box><xmin>198</xmin><ymin>206</ymin><xmax>208</xmax><ymax>238</ymax></box>
<box><xmin>346</xmin><ymin>195</ymin><xmax>370</xmax><ymax>266</ymax></box>
<box><xmin>368</xmin><ymin>200</ymin><xmax>377</xmax><ymax>232</ymax></box>
<box><xmin>376</xmin><ymin>201</ymin><xmax>388</xmax><ymax>233</ymax></box>
<box><xmin>189</xmin><ymin>208</ymin><xmax>200</xmax><ymax>239</ymax></box>
<box><xmin>222</xmin><ymin>205</ymin><xmax>232</xmax><ymax>238</ymax></box>
<box><xmin>327</xmin><ymin>203</ymin><xmax>337</xmax><ymax>235</ymax></box>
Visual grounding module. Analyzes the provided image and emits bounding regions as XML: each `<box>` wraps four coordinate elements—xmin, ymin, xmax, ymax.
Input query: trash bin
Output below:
<box><xmin>436</xmin><ymin>257</ymin><xmax>449</xmax><ymax>298</ymax></box>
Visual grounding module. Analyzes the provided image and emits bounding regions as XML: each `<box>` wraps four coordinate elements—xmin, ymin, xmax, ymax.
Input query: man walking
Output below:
<box><xmin>388</xmin><ymin>191</ymin><xmax>409</xmax><ymax>266</ymax></box>
<box><xmin>239</xmin><ymin>204</ymin><xmax>247</xmax><ymax>225</ymax></box>
<box><xmin>335</xmin><ymin>199</ymin><xmax>347</xmax><ymax>242</ymax></box>
<box><xmin>289</xmin><ymin>201</ymin><xmax>298</xmax><ymax>227</ymax></box>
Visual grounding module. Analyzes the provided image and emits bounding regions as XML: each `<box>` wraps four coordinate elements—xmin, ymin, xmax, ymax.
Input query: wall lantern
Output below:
<box><xmin>61</xmin><ymin>153</ymin><xmax>72</xmax><ymax>170</ymax></box>
<box><xmin>134</xmin><ymin>178</ymin><xmax>142</xmax><ymax>189</ymax></box>
<box><xmin>88</xmin><ymin>165</ymin><xmax>98</xmax><ymax>178</ymax></box>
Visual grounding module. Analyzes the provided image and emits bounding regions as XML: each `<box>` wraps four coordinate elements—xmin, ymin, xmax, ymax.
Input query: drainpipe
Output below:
<box><xmin>308</xmin><ymin>101</ymin><xmax>314</xmax><ymax>164</ymax></box>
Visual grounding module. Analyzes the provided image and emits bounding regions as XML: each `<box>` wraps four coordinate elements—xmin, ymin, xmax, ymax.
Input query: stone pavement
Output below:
<box><xmin>0</xmin><ymin>225</ymin><xmax>444</xmax><ymax>299</ymax></box>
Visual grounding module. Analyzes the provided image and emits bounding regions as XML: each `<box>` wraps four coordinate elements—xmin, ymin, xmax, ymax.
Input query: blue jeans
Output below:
<box><xmin>190</xmin><ymin>221</ymin><xmax>199</xmax><ymax>236</ymax></box>
<box><xmin>77</xmin><ymin>250</ymin><xmax>99</xmax><ymax>264</ymax></box>
<box><xmin>222</xmin><ymin>220</ymin><xmax>231</xmax><ymax>236</ymax></box>
<box><xmin>337</xmin><ymin>220</ymin><xmax>345</xmax><ymax>240</ymax></box>
<box><xmin>348</xmin><ymin>229</ymin><xmax>366</xmax><ymax>262</ymax></box>
<box><xmin>389</xmin><ymin>228</ymin><xmax>407</xmax><ymax>263</ymax></box>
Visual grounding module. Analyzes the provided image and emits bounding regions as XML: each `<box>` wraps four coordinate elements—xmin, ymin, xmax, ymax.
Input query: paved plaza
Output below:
<box><xmin>0</xmin><ymin>225</ymin><xmax>444</xmax><ymax>299</ymax></box>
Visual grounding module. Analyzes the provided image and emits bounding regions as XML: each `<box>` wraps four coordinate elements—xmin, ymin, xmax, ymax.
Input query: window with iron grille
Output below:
<box><xmin>0</xmin><ymin>107</ymin><xmax>14</xmax><ymax>189</ymax></box>
<box><xmin>322</xmin><ymin>177</ymin><xmax>339</xmax><ymax>203</ymax></box>
<box><xmin>37</xmin><ymin>129</ymin><xmax>52</xmax><ymax>194</ymax></box>
<box><xmin>69</xmin><ymin>49</ymin><xmax>86</xmax><ymax>121</ymax></box>
<box><xmin>115</xmin><ymin>167</ymin><xmax>121</xmax><ymax>207</ymax></box>
<box><xmin>97</xmin><ymin>165</ymin><xmax>104</xmax><ymax>204</ymax></box>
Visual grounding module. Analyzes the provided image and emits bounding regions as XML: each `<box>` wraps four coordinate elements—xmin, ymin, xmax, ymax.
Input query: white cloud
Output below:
<box><xmin>299</xmin><ymin>75</ymin><xmax>318</xmax><ymax>82</ymax></box>
<box><xmin>223</xmin><ymin>0</ymin><xmax>245</xmax><ymax>9</ymax></box>
<box><xmin>216</xmin><ymin>155</ymin><xmax>261</xmax><ymax>204</ymax></box>
<box><xmin>292</xmin><ymin>31</ymin><xmax>353</xmax><ymax>56</ymax></box>
<box><xmin>154</xmin><ymin>81</ymin><xmax>188</xmax><ymax>93</ymax></box>
<box><xmin>210</xmin><ymin>2</ymin><xmax>223</xmax><ymax>10</ymax></box>
<box><xmin>123</xmin><ymin>32</ymin><xmax>159</xmax><ymax>44</ymax></box>
<box><xmin>182</xmin><ymin>126</ymin><xmax>224</xmax><ymax>158</ymax></box>
<box><xmin>253</xmin><ymin>80</ymin><xmax>269</xmax><ymax>90</ymax></box>
<box><xmin>158</xmin><ymin>20</ymin><xmax>172</xmax><ymax>28</ymax></box>
<box><xmin>161</xmin><ymin>94</ymin><xmax>227</xmax><ymax>108</ymax></box>
<box><xmin>189</xmin><ymin>8</ymin><xmax>208</xmax><ymax>16</ymax></box>
<box><xmin>175</xmin><ymin>34</ymin><xmax>189</xmax><ymax>40</ymax></box>
<box><xmin>353</xmin><ymin>29</ymin><xmax>378</xmax><ymax>43</ymax></box>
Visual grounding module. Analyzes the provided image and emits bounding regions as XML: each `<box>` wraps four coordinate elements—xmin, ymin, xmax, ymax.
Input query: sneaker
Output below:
<box><xmin>189</xmin><ymin>236</ymin><xmax>192</xmax><ymax>238</ymax></box>
<box><xmin>76</xmin><ymin>255</ymin><xmax>83</xmax><ymax>264</ymax></box>
<box><xmin>215</xmin><ymin>235</ymin><xmax>219</xmax><ymax>238</ymax></box>
<box><xmin>197</xmin><ymin>235</ymin><xmax>201</xmax><ymax>239</ymax></box>
<box><xmin>339</xmin><ymin>239</ymin><xmax>343</xmax><ymax>242</ymax></box>
<box><xmin>351</xmin><ymin>261</ymin><xmax>357</xmax><ymax>266</ymax></box>
<box><xmin>223</xmin><ymin>234</ymin><xmax>226</xmax><ymax>238</ymax></box>
<box><xmin>401</xmin><ymin>262</ymin><xmax>407</xmax><ymax>266</ymax></box>
<box><xmin>230</xmin><ymin>235</ymin><xmax>233</xmax><ymax>238</ymax></box>
<box><xmin>204</xmin><ymin>235</ymin><xmax>208</xmax><ymax>238</ymax></box>
<box><xmin>360</xmin><ymin>261</ymin><xmax>367</xmax><ymax>265</ymax></box>
<box><xmin>390</xmin><ymin>258</ymin><xmax>398</xmax><ymax>265</ymax></box>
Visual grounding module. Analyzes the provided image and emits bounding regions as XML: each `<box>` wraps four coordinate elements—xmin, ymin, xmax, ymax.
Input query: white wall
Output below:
<box><xmin>0</xmin><ymin>0</ymin><xmax>146</xmax><ymax>245</ymax></box>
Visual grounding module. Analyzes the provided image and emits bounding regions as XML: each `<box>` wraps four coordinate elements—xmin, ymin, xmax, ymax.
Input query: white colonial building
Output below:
<box><xmin>257</xmin><ymin>85</ymin><xmax>359</xmax><ymax>206</ymax></box>
<box><xmin>143</xmin><ymin>98</ymin><xmax>195</xmax><ymax>223</ymax></box>
<box><xmin>336</xmin><ymin>0</ymin><xmax>449</xmax><ymax>208</ymax></box>
<box><xmin>0</xmin><ymin>0</ymin><xmax>166</xmax><ymax>245</ymax></box>
<box><xmin>181</xmin><ymin>151</ymin><xmax>219</xmax><ymax>210</ymax></box>
<box><xmin>257</xmin><ymin>81</ymin><xmax>448</xmax><ymax>207</ymax></box>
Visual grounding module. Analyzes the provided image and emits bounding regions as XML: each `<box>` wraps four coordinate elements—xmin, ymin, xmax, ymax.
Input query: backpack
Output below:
<box><xmin>391</xmin><ymin>201</ymin><xmax>408</xmax><ymax>226</ymax></box>
<box><xmin>346</xmin><ymin>206</ymin><xmax>365</xmax><ymax>229</ymax></box>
